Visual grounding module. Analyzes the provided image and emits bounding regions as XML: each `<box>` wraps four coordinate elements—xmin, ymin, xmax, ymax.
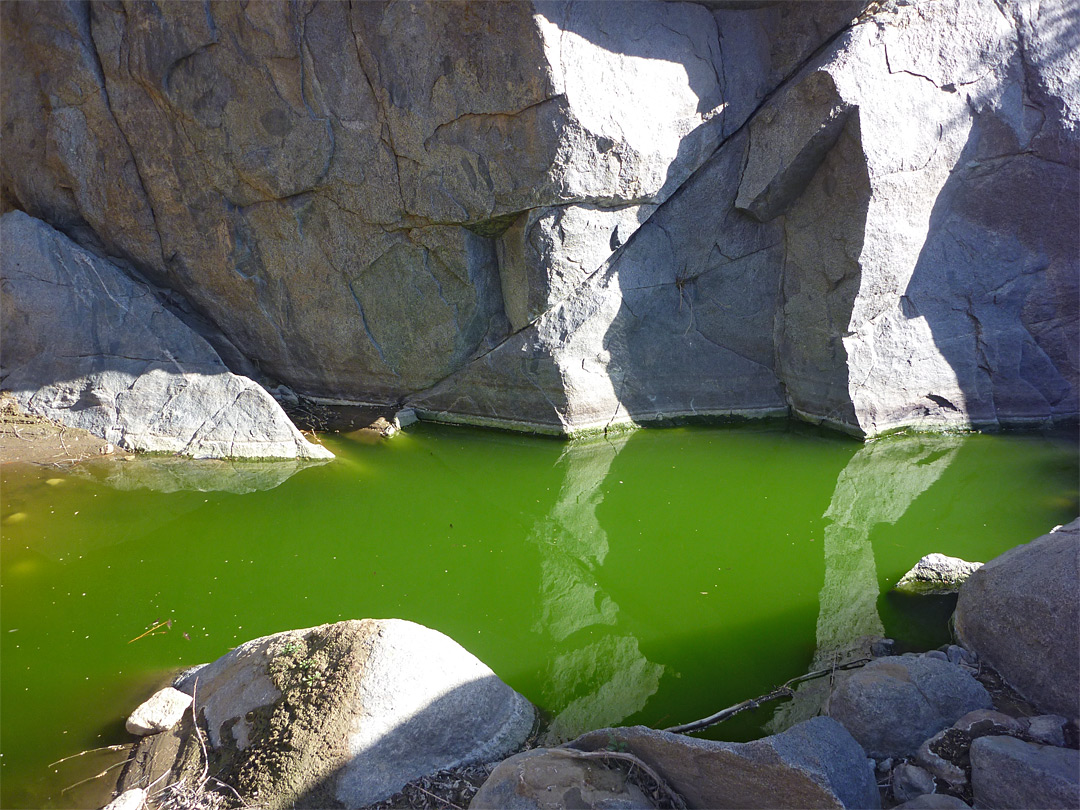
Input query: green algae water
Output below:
<box><xmin>2</xmin><ymin>423</ymin><xmax>1076</xmax><ymax>808</ymax></box>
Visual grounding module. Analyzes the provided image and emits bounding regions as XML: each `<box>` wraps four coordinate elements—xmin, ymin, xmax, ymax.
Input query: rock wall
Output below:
<box><xmin>3</xmin><ymin>0</ymin><xmax>1076</xmax><ymax>437</ymax></box>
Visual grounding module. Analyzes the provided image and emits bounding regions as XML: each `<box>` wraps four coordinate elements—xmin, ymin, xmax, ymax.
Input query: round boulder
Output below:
<box><xmin>165</xmin><ymin>619</ymin><xmax>535</xmax><ymax>809</ymax></box>
<box><xmin>954</xmin><ymin>520</ymin><xmax>1079</xmax><ymax>718</ymax></box>
<box><xmin>826</xmin><ymin>655</ymin><xmax>992</xmax><ymax>759</ymax></box>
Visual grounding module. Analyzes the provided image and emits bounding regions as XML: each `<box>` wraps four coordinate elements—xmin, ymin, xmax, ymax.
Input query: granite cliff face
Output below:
<box><xmin>2</xmin><ymin>0</ymin><xmax>1076</xmax><ymax>438</ymax></box>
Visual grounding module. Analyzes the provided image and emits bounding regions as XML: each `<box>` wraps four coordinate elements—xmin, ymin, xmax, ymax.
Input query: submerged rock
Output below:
<box><xmin>825</xmin><ymin>655</ymin><xmax>992</xmax><ymax>759</ymax></box>
<box><xmin>970</xmin><ymin>736</ymin><xmax>1080</xmax><ymax>810</ymax></box>
<box><xmin>125</xmin><ymin>619</ymin><xmax>535</xmax><ymax>809</ymax></box>
<box><xmin>0</xmin><ymin>212</ymin><xmax>332</xmax><ymax>461</ymax></box>
<box><xmin>567</xmin><ymin>718</ymin><xmax>880</xmax><ymax>809</ymax></box>
<box><xmin>895</xmin><ymin>554</ymin><xmax>983</xmax><ymax>596</ymax></box>
<box><xmin>954</xmin><ymin>519</ymin><xmax>1080</xmax><ymax>717</ymax></box>
<box><xmin>75</xmin><ymin>455</ymin><xmax>324</xmax><ymax>495</ymax></box>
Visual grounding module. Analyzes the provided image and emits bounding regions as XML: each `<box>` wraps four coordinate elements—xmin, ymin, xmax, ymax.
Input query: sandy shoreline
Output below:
<box><xmin>0</xmin><ymin>392</ymin><xmax>117</xmax><ymax>467</ymax></box>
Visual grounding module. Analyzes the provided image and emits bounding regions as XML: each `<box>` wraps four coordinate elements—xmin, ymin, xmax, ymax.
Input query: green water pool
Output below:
<box><xmin>1</xmin><ymin>422</ymin><xmax>1076</xmax><ymax>808</ymax></box>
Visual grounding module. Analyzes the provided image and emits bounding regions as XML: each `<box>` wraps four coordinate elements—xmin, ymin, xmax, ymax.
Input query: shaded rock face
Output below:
<box><xmin>152</xmin><ymin>620</ymin><xmax>535</xmax><ymax>809</ymax></box>
<box><xmin>954</xmin><ymin>519</ymin><xmax>1080</xmax><ymax>718</ymax></box>
<box><xmin>893</xmin><ymin>795</ymin><xmax>971</xmax><ymax>810</ymax></box>
<box><xmin>2</xmin><ymin>0</ymin><xmax>1076</xmax><ymax>436</ymax></box>
<box><xmin>0</xmin><ymin>211</ymin><xmax>331</xmax><ymax>460</ymax></box>
<box><xmin>568</xmin><ymin>718</ymin><xmax>881</xmax><ymax>809</ymax></box>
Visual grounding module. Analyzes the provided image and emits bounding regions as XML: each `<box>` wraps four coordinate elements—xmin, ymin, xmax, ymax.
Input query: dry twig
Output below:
<box><xmin>48</xmin><ymin>744</ymin><xmax>129</xmax><ymax>769</ymax></box>
<box><xmin>664</xmin><ymin>657</ymin><xmax>871</xmax><ymax>734</ymax></box>
<box><xmin>61</xmin><ymin>756</ymin><xmax>135</xmax><ymax>794</ymax></box>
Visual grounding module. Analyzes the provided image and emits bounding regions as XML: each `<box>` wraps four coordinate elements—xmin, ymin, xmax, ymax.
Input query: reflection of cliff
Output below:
<box><xmin>527</xmin><ymin>436</ymin><xmax>664</xmax><ymax>741</ymax></box>
<box><xmin>769</xmin><ymin>435</ymin><xmax>960</xmax><ymax>732</ymax></box>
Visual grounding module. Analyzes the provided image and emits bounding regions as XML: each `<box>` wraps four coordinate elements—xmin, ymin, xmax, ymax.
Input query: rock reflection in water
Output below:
<box><xmin>527</xmin><ymin>435</ymin><xmax>664</xmax><ymax>742</ymax></box>
<box><xmin>769</xmin><ymin>435</ymin><xmax>960</xmax><ymax>732</ymax></box>
<box><xmin>75</xmin><ymin>455</ymin><xmax>327</xmax><ymax>494</ymax></box>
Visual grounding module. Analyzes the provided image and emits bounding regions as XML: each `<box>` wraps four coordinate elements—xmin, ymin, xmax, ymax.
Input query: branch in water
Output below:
<box><xmin>663</xmin><ymin>658</ymin><xmax>871</xmax><ymax>735</ymax></box>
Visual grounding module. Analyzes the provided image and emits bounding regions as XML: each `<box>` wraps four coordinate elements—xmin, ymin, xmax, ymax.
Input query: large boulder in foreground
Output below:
<box><xmin>954</xmin><ymin>520</ymin><xmax>1079</xmax><ymax>718</ymax></box>
<box><xmin>0</xmin><ymin>211</ymin><xmax>331</xmax><ymax>460</ymax></box>
<box><xmin>137</xmin><ymin>620</ymin><xmax>535</xmax><ymax>809</ymax></box>
<box><xmin>825</xmin><ymin>655</ymin><xmax>992</xmax><ymax>759</ymax></box>
<box><xmin>559</xmin><ymin>718</ymin><xmax>880</xmax><ymax>809</ymax></box>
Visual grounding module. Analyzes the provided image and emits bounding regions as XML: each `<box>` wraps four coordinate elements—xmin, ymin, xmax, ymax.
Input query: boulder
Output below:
<box><xmin>102</xmin><ymin>788</ymin><xmax>147</xmax><ymax>810</ymax></box>
<box><xmin>954</xmin><ymin>519</ymin><xmax>1079</xmax><ymax>717</ymax></box>
<box><xmin>125</xmin><ymin>687</ymin><xmax>193</xmax><ymax>736</ymax></box>
<box><xmin>891</xmin><ymin>762</ymin><xmax>937</xmax><ymax>804</ymax></box>
<box><xmin>915</xmin><ymin>729</ymin><xmax>970</xmax><ymax>793</ymax></box>
<box><xmin>951</xmin><ymin>709</ymin><xmax>1025</xmax><ymax>738</ymax></box>
<box><xmin>825</xmin><ymin>655</ymin><xmax>992</xmax><ymax>759</ymax></box>
<box><xmin>1024</xmin><ymin>715</ymin><xmax>1069</xmax><ymax>747</ymax></box>
<box><xmin>567</xmin><ymin>718</ymin><xmax>880</xmax><ymax>809</ymax></box>
<box><xmin>969</xmin><ymin>735</ymin><xmax>1080</xmax><ymax>809</ymax></box>
<box><xmin>893</xmin><ymin>796</ymin><xmax>971</xmax><ymax>810</ymax></box>
<box><xmin>152</xmin><ymin>620</ymin><xmax>535</xmax><ymax>809</ymax></box>
<box><xmin>470</xmin><ymin>749</ymin><xmax>655</xmax><ymax>810</ymax></box>
<box><xmin>0</xmin><ymin>211</ymin><xmax>332</xmax><ymax>461</ymax></box>
<box><xmin>913</xmin><ymin>708</ymin><xmax>1044</xmax><ymax>796</ymax></box>
<box><xmin>895</xmin><ymin>554</ymin><xmax>983</xmax><ymax>596</ymax></box>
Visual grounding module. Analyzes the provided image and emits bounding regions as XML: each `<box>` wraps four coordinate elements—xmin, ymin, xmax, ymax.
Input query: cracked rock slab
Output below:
<box><xmin>0</xmin><ymin>211</ymin><xmax>332</xmax><ymax>460</ymax></box>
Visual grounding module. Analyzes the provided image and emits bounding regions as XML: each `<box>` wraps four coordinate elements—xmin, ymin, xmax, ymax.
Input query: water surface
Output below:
<box><xmin>2</xmin><ymin>423</ymin><xmax>1075</xmax><ymax>808</ymax></box>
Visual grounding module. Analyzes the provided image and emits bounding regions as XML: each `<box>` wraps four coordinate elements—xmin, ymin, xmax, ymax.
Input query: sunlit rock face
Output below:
<box><xmin>770</xmin><ymin>0</ymin><xmax>1080</xmax><ymax>435</ymax></box>
<box><xmin>2</xmin><ymin>0</ymin><xmax>1075</xmax><ymax>436</ymax></box>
